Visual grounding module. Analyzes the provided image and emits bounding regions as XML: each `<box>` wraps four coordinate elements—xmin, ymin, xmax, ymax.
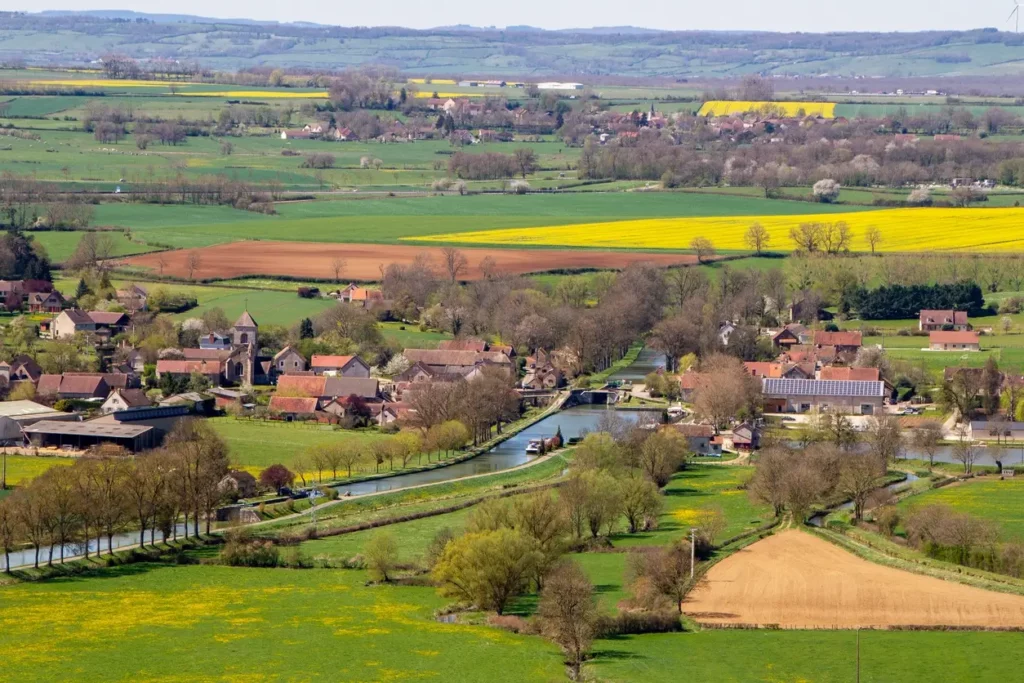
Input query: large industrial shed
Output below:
<box><xmin>0</xmin><ymin>400</ymin><xmax>79</xmax><ymax>445</ymax></box>
<box><xmin>23</xmin><ymin>421</ymin><xmax>157</xmax><ymax>452</ymax></box>
<box><xmin>22</xmin><ymin>405</ymin><xmax>191</xmax><ymax>453</ymax></box>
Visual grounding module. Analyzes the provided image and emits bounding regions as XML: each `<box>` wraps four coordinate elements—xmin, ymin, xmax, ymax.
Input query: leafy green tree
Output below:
<box><xmin>433</xmin><ymin>528</ymin><xmax>541</xmax><ymax>614</ymax></box>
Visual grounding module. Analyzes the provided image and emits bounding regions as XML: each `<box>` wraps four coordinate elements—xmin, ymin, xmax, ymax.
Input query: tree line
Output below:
<box><xmin>0</xmin><ymin>419</ymin><xmax>228</xmax><ymax>572</ymax></box>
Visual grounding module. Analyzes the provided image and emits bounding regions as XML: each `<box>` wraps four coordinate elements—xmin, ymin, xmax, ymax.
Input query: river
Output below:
<box><xmin>2</xmin><ymin>404</ymin><xmax>660</xmax><ymax>571</ymax></box>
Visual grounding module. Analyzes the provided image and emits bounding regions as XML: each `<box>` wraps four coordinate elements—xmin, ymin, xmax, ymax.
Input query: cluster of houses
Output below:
<box><xmin>681</xmin><ymin>308</ymin><xmax>979</xmax><ymax>417</ymax></box>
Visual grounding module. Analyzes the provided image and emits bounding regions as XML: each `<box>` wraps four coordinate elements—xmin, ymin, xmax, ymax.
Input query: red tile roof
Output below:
<box><xmin>437</xmin><ymin>339</ymin><xmax>488</xmax><ymax>352</ymax></box>
<box><xmin>310</xmin><ymin>354</ymin><xmax>356</xmax><ymax>369</ymax></box>
<box><xmin>930</xmin><ymin>331</ymin><xmax>980</xmax><ymax>345</ymax></box>
<box><xmin>268</xmin><ymin>396</ymin><xmax>319</xmax><ymax>414</ymax></box>
<box><xmin>157</xmin><ymin>360</ymin><xmax>222</xmax><ymax>375</ymax></box>
<box><xmin>814</xmin><ymin>331</ymin><xmax>862</xmax><ymax>348</ymax></box>
<box><xmin>275</xmin><ymin>375</ymin><xmax>327</xmax><ymax>397</ymax></box>
<box><xmin>819</xmin><ymin>366</ymin><xmax>881</xmax><ymax>381</ymax></box>
<box><xmin>919</xmin><ymin>310</ymin><xmax>968</xmax><ymax>326</ymax></box>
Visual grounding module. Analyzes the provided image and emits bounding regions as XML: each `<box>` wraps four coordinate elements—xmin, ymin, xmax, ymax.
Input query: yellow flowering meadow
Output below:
<box><xmin>410</xmin><ymin>207</ymin><xmax>1024</xmax><ymax>253</ymax></box>
<box><xmin>698</xmin><ymin>100</ymin><xmax>836</xmax><ymax>118</ymax></box>
<box><xmin>408</xmin><ymin>78</ymin><xmax>457</xmax><ymax>85</ymax></box>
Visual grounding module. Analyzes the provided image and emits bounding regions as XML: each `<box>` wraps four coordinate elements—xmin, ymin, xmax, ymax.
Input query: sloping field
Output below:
<box><xmin>119</xmin><ymin>242</ymin><xmax>701</xmax><ymax>281</ymax></box>
<box><xmin>698</xmin><ymin>100</ymin><xmax>836</xmax><ymax>118</ymax></box>
<box><xmin>684</xmin><ymin>530</ymin><xmax>1024</xmax><ymax>629</ymax></box>
<box><xmin>411</xmin><ymin>207</ymin><xmax>1024</xmax><ymax>253</ymax></box>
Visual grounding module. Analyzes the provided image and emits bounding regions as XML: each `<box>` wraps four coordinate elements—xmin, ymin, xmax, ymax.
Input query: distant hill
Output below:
<box><xmin>5</xmin><ymin>11</ymin><xmax>1024</xmax><ymax>78</ymax></box>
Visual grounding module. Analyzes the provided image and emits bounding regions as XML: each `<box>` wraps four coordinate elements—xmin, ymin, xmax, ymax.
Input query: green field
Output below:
<box><xmin>0</xmin><ymin>563</ymin><xmax>566</xmax><ymax>682</ymax></box>
<box><xmin>29</xmin><ymin>230</ymin><xmax>159</xmax><ymax>263</ymax></box>
<box><xmin>899</xmin><ymin>477</ymin><xmax>1024</xmax><ymax>543</ymax></box>
<box><xmin>587</xmin><ymin>630</ymin><xmax>1024</xmax><ymax>682</ymax></box>
<box><xmin>93</xmin><ymin>193</ymin><xmax>878</xmax><ymax>251</ymax></box>
<box><xmin>0</xmin><ymin>454</ymin><xmax>74</xmax><ymax>486</ymax></box>
<box><xmin>207</xmin><ymin>417</ymin><xmax>394</xmax><ymax>474</ymax></box>
<box><xmin>53</xmin><ymin>276</ymin><xmax>335</xmax><ymax>328</ymax></box>
<box><xmin>378</xmin><ymin>321</ymin><xmax>453</xmax><ymax>349</ymax></box>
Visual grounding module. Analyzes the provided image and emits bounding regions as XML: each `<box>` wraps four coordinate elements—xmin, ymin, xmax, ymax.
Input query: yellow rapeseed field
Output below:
<box><xmin>698</xmin><ymin>100</ymin><xmax>836</xmax><ymax>118</ymax></box>
<box><xmin>408</xmin><ymin>78</ymin><xmax>457</xmax><ymax>85</ymax></box>
<box><xmin>410</xmin><ymin>207</ymin><xmax>1024</xmax><ymax>253</ymax></box>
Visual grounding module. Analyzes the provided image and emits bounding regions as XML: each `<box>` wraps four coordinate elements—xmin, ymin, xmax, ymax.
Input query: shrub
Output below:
<box><xmin>300</xmin><ymin>153</ymin><xmax>335</xmax><ymax>169</ymax></box>
<box><xmin>595</xmin><ymin>609</ymin><xmax>682</xmax><ymax>637</ymax></box>
<box><xmin>220</xmin><ymin>530</ymin><xmax>279</xmax><ymax>567</ymax></box>
<box><xmin>874</xmin><ymin>506</ymin><xmax>900</xmax><ymax>537</ymax></box>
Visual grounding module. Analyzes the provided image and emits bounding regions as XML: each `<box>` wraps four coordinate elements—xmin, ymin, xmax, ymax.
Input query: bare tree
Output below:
<box><xmin>865</xmin><ymin>225</ymin><xmax>883</xmax><ymax>254</ymax></box>
<box><xmin>837</xmin><ymin>451</ymin><xmax>886</xmax><ymax>522</ymax></box>
<box><xmin>790</xmin><ymin>222</ymin><xmax>823</xmax><ymax>253</ymax></box>
<box><xmin>912</xmin><ymin>420</ymin><xmax>944</xmax><ymax>470</ymax></box>
<box><xmin>156</xmin><ymin>253</ymin><xmax>168</xmax><ymax>276</ymax></box>
<box><xmin>689</xmin><ymin>236</ymin><xmax>715</xmax><ymax>264</ymax></box>
<box><xmin>951</xmin><ymin>423</ymin><xmax>978</xmax><ymax>474</ymax></box>
<box><xmin>820</xmin><ymin>221</ymin><xmax>853</xmax><ymax>255</ymax></box>
<box><xmin>744</xmin><ymin>222</ymin><xmax>770</xmax><ymax>255</ymax></box>
<box><xmin>330</xmin><ymin>257</ymin><xmax>346</xmax><ymax>283</ymax></box>
<box><xmin>441</xmin><ymin>247</ymin><xmax>469</xmax><ymax>283</ymax></box>
<box><xmin>867</xmin><ymin>415</ymin><xmax>903</xmax><ymax>463</ymax></box>
<box><xmin>185</xmin><ymin>251</ymin><xmax>202</xmax><ymax>280</ymax></box>
<box><xmin>539</xmin><ymin>561</ymin><xmax>598</xmax><ymax>681</ymax></box>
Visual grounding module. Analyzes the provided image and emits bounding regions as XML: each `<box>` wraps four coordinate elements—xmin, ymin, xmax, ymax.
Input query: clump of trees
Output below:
<box><xmin>0</xmin><ymin>419</ymin><xmax>228</xmax><ymax>572</ymax></box>
<box><xmin>902</xmin><ymin>504</ymin><xmax>1024</xmax><ymax>578</ymax></box>
<box><xmin>844</xmin><ymin>281</ymin><xmax>988</xmax><ymax>320</ymax></box>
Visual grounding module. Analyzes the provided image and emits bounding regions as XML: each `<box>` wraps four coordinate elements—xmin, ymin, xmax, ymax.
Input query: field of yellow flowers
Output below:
<box><xmin>698</xmin><ymin>100</ymin><xmax>836</xmax><ymax>118</ymax></box>
<box><xmin>412</xmin><ymin>207</ymin><xmax>1024</xmax><ymax>254</ymax></box>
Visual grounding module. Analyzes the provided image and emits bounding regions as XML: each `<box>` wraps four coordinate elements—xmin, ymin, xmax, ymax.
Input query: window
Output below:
<box><xmin>240</xmin><ymin>333</ymin><xmax>248</xmax><ymax>344</ymax></box>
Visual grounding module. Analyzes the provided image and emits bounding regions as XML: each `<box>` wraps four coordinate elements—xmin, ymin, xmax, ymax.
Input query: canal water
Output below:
<box><xmin>808</xmin><ymin>472</ymin><xmax>920</xmax><ymax>527</ymax></box>
<box><xmin>2</xmin><ymin>404</ymin><xmax>660</xmax><ymax>571</ymax></box>
<box><xmin>608</xmin><ymin>346</ymin><xmax>667</xmax><ymax>382</ymax></box>
<box><xmin>332</xmin><ymin>404</ymin><xmax>658</xmax><ymax>496</ymax></box>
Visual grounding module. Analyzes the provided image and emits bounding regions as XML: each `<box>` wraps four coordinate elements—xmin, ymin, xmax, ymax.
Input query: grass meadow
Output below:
<box><xmin>0</xmin><ymin>563</ymin><xmax>566</xmax><ymax>682</ymax></box>
<box><xmin>53</xmin><ymin>277</ymin><xmax>336</xmax><ymax>328</ymax></box>
<box><xmin>207</xmin><ymin>417</ymin><xmax>395</xmax><ymax>474</ymax></box>
<box><xmin>1</xmin><ymin>454</ymin><xmax>74</xmax><ymax>486</ymax></box>
<box><xmin>898</xmin><ymin>477</ymin><xmax>1024</xmax><ymax>543</ymax></box>
<box><xmin>30</xmin><ymin>230</ymin><xmax>158</xmax><ymax>263</ymax></box>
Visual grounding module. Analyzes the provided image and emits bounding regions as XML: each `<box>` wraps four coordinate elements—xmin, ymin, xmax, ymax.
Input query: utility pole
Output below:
<box><xmin>856</xmin><ymin>628</ymin><xmax>861</xmax><ymax>683</ymax></box>
<box><xmin>690</xmin><ymin>528</ymin><xmax>696</xmax><ymax>579</ymax></box>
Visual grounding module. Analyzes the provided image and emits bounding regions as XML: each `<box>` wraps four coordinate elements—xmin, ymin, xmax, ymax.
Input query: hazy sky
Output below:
<box><xmin>17</xmin><ymin>1</ymin><xmax>1022</xmax><ymax>32</ymax></box>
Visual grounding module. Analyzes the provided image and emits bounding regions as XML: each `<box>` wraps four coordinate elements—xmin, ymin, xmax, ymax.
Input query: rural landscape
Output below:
<box><xmin>4</xmin><ymin>5</ymin><xmax>1024</xmax><ymax>682</ymax></box>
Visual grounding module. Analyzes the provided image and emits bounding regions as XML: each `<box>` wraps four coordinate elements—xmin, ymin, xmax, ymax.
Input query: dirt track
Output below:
<box><xmin>684</xmin><ymin>530</ymin><xmax>1024</xmax><ymax>629</ymax></box>
<box><xmin>121</xmin><ymin>242</ymin><xmax>701</xmax><ymax>281</ymax></box>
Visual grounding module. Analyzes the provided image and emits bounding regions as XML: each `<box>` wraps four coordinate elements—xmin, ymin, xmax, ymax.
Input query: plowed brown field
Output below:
<box><xmin>120</xmin><ymin>242</ymin><xmax>701</xmax><ymax>281</ymax></box>
<box><xmin>684</xmin><ymin>530</ymin><xmax>1024</xmax><ymax>629</ymax></box>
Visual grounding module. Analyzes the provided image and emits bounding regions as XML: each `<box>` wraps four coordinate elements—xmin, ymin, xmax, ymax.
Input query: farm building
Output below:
<box><xmin>813</xmin><ymin>330</ymin><xmax>862</xmax><ymax>353</ymax></box>
<box><xmin>919</xmin><ymin>309</ymin><xmax>970</xmax><ymax>332</ymax></box>
<box><xmin>929</xmin><ymin>331</ymin><xmax>980</xmax><ymax>352</ymax></box>
<box><xmin>309</xmin><ymin>355</ymin><xmax>370</xmax><ymax>377</ymax></box>
<box><xmin>762</xmin><ymin>378</ymin><xmax>887</xmax><ymax>415</ymax></box>
<box><xmin>268</xmin><ymin>396</ymin><xmax>319</xmax><ymax>420</ymax></box>
<box><xmin>969</xmin><ymin>420</ymin><xmax>1024</xmax><ymax>441</ymax></box>
<box><xmin>20</xmin><ymin>405</ymin><xmax>189</xmax><ymax>452</ymax></box>
<box><xmin>673</xmin><ymin>423</ymin><xmax>721</xmax><ymax>456</ymax></box>
<box><xmin>23</xmin><ymin>420</ymin><xmax>157</xmax><ymax>452</ymax></box>
<box><xmin>101</xmin><ymin>388</ymin><xmax>153</xmax><ymax>414</ymax></box>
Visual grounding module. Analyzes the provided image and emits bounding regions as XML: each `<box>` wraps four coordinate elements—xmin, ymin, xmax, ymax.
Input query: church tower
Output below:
<box><xmin>230</xmin><ymin>310</ymin><xmax>258</xmax><ymax>385</ymax></box>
